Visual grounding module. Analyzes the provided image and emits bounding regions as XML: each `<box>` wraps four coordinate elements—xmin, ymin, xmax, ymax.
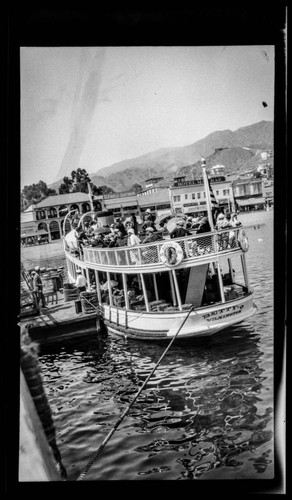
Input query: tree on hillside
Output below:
<box><xmin>58</xmin><ymin>168</ymin><xmax>115</xmax><ymax>197</ymax></box>
<box><xmin>21</xmin><ymin>181</ymin><xmax>57</xmax><ymax>209</ymax></box>
<box><xmin>94</xmin><ymin>185</ymin><xmax>115</xmax><ymax>195</ymax></box>
<box><xmin>131</xmin><ymin>183</ymin><xmax>143</xmax><ymax>193</ymax></box>
<box><xmin>59</xmin><ymin>176</ymin><xmax>74</xmax><ymax>194</ymax></box>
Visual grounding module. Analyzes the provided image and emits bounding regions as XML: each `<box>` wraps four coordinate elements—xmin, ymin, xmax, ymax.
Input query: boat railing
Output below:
<box><xmin>76</xmin><ymin>226</ymin><xmax>244</xmax><ymax>270</ymax></box>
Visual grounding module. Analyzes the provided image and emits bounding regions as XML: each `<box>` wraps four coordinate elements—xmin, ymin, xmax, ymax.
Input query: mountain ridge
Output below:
<box><xmin>48</xmin><ymin>120</ymin><xmax>273</xmax><ymax>192</ymax></box>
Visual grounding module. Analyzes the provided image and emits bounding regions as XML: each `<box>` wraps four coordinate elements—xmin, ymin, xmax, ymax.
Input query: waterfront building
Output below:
<box><xmin>232</xmin><ymin>177</ymin><xmax>266</xmax><ymax>212</ymax></box>
<box><xmin>21</xmin><ymin>168</ymin><xmax>273</xmax><ymax>244</ymax></box>
<box><xmin>21</xmin><ymin>192</ymin><xmax>95</xmax><ymax>243</ymax></box>
<box><xmin>170</xmin><ymin>175</ymin><xmax>235</xmax><ymax>215</ymax></box>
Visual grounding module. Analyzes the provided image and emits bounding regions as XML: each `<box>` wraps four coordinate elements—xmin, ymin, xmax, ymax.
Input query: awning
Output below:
<box><xmin>183</xmin><ymin>205</ymin><xmax>206</xmax><ymax>213</ymax></box>
<box><xmin>236</xmin><ymin>197</ymin><xmax>265</xmax><ymax>207</ymax></box>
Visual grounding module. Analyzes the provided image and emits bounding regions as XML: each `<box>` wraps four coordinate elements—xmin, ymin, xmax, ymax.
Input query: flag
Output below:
<box><xmin>208</xmin><ymin>178</ymin><xmax>219</xmax><ymax>209</ymax></box>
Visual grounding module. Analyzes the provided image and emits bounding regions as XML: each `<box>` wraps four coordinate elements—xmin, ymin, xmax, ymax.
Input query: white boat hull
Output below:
<box><xmin>102</xmin><ymin>293</ymin><xmax>256</xmax><ymax>340</ymax></box>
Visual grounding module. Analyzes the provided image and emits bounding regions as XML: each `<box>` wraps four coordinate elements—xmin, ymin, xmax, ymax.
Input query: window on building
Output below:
<box><xmin>173</xmin><ymin>195</ymin><xmax>181</xmax><ymax>202</ymax></box>
<box><xmin>197</xmin><ymin>193</ymin><xmax>201</xmax><ymax>199</ymax></box>
<box><xmin>223</xmin><ymin>189</ymin><xmax>230</xmax><ymax>196</ymax></box>
<box><xmin>185</xmin><ymin>194</ymin><xmax>188</xmax><ymax>200</ymax></box>
<box><xmin>192</xmin><ymin>193</ymin><xmax>196</xmax><ymax>199</ymax></box>
<box><xmin>36</xmin><ymin>210</ymin><xmax>46</xmax><ymax>220</ymax></box>
<box><xmin>203</xmin><ymin>192</ymin><xmax>206</xmax><ymax>198</ymax></box>
<box><xmin>47</xmin><ymin>208</ymin><xmax>57</xmax><ymax>218</ymax></box>
<box><xmin>216</xmin><ymin>190</ymin><xmax>219</xmax><ymax>196</ymax></box>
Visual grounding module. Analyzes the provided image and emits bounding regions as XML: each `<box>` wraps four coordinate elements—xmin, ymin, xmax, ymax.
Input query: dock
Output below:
<box><xmin>20</xmin><ymin>291</ymin><xmax>101</xmax><ymax>345</ymax></box>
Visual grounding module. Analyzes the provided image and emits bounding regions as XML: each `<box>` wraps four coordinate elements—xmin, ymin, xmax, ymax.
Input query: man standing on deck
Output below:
<box><xmin>75</xmin><ymin>269</ymin><xmax>87</xmax><ymax>293</ymax></box>
<box><xmin>32</xmin><ymin>267</ymin><xmax>47</xmax><ymax>309</ymax></box>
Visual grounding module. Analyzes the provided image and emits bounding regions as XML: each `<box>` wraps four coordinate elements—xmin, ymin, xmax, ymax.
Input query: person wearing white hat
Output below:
<box><xmin>75</xmin><ymin>269</ymin><xmax>87</xmax><ymax>292</ymax></box>
<box><xmin>127</xmin><ymin>227</ymin><xmax>141</xmax><ymax>246</ymax></box>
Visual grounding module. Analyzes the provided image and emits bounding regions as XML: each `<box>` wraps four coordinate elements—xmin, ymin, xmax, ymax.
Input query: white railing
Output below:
<box><xmin>78</xmin><ymin>227</ymin><xmax>243</xmax><ymax>270</ymax></box>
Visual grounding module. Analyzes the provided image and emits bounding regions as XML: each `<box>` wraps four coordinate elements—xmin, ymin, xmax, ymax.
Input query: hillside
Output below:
<box><xmin>49</xmin><ymin>120</ymin><xmax>273</xmax><ymax>192</ymax></box>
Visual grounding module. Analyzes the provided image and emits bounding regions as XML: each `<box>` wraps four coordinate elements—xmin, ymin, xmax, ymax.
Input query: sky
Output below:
<box><xmin>20</xmin><ymin>45</ymin><xmax>275</xmax><ymax>188</ymax></box>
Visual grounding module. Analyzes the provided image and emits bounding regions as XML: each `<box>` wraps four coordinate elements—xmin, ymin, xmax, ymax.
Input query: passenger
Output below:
<box><xmin>127</xmin><ymin>228</ymin><xmax>141</xmax><ymax>265</ymax></box>
<box><xmin>196</xmin><ymin>217</ymin><xmax>211</xmax><ymax>234</ymax></box>
<box><xmin>196</xmin><ymin>217</ymin><xmax>212</xmax><ymax>253</ymax></box>
<box><xmin>215</xmin><ymin>212</ymin><xmax>226</xmax><ymax>230</ymax></box>
<box><xmin>142</xmin><ymin>226</ymin><xmax>163</xmax><ymax>244</ymax></box>
<box><xmin>115</xmin><ymin>229</ymin><xmax>128</xmax><ymax>247</ymax></box>
<box><xmin>141</xmin><ymin>209</ymin><xmax>157</xmax><ymax>232</ymax></box>
<box><xmin>130</xmin><ymin>276</ymin><xmax>142</xmax><ymax>295</ymax></box>
<box><xmin>113</xmin><ymin>289</ymin><xmax>124</xmax><ymax>307</ymax></box>
<box><xmin>191</xmin><ymin>216</ymin><xmax>200</xmax><ymax>229</ymax></box>
<box><xmin>102</xmin><ymin>234</ymin><xmax>112</xmax><ymax>247</ymax></box>
<box><xmin>141</xmin><ymin>218</ymin><xmax>156</xmax><ymax>233</ymax></box>
<box><xmin>108</xmin><ymin>233</ymin><xmax>117</xmax><ymax>247</ymax></box>
<box><xmin>129</xmin><ymin>213</ymin><xmax>138</xmax><ymax>235</ymax></box>
<box><xmin>145</xmin><ymin>208</ymin><xmax>156</xmax><ymax>224</ymax></box>
<box><xmin>170</xmin><ymin>220</ymin><xmax>191</xmax><ymax>239</ymax></box>
<box><xmin>231</xmin><ymin>213</ymin><xmax>242</xmax><ymax>227</ymax></box>
<box><xmin>127</xmin><ymin>227</ymin><xmax>141</xmax><ymax>246</ymax></box>
<box><xmin>115</xmin><ymin>217</ymin><xmax>128</xmax><ymax>237</ymax></box>
<box><xmin>186</xmin><ymin>216</ymin><xmax>193</xmax><ymax>229</ymax></box>
<box><xmin>91</xmin><ymin>234</ymin><xmax>105</xmax><ymax>247</ymax></box>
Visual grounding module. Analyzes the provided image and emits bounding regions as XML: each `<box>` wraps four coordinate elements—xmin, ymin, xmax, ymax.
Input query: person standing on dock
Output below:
<box><xmin>32</xmin><ymin>267</ymin><xmax>47</xmax><ymax>309</ymax></box>
<box><xmin>75</xmin><ymin>269</ymin><xmax>87</xmax><ymax>293</ymax></box>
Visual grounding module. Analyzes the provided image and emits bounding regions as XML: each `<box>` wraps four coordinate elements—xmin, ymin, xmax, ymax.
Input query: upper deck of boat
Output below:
<box><xmin>65</xmin><ymin>226</ymin><xmax>247</xmax><ymax>274</ymax></box>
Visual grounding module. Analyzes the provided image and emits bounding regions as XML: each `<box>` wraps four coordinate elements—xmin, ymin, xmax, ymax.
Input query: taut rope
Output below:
<box><xmin>75</xmin><ymin>305</ymin><xmax>193</xmax><ymax>481</ymax></box>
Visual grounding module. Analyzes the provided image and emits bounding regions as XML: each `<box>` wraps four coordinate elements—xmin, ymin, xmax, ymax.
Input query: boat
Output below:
<box><xmin>63</xmin><ymin>166</ymin><xmax>257</xmax><ymax>341</ymax></box>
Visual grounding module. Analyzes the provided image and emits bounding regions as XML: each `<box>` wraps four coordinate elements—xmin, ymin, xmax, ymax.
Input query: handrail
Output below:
<box><xmin>65</xmin><ymin>226</ymin><xmax>245</xmax><ymax>271</ymax></box>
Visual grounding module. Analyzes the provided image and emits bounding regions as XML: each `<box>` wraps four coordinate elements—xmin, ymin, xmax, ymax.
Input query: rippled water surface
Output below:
<box><xmin>38</xmin><ymin>211</ymin><xmax>275</xmax><ymax>481</ymax></box>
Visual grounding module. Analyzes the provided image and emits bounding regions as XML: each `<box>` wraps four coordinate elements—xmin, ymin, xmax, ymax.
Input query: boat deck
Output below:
<box><xmin>20</xmin><ymin>291</ymin><xmax>99</xmax><ymax>345</ymax></box>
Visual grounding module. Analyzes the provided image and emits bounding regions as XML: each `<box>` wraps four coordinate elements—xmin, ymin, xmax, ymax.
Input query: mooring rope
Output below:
<box><xmin>75</xmin><ymin>305</ymin><xmax>194</xmax><ymax>481</ymax></box>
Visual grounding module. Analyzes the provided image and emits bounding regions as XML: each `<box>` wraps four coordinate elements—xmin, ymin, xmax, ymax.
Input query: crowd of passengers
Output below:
<box><xmin>69</xmin><ymin>208</ymin><xmax>242</xmax><ymax>255</ymax></box>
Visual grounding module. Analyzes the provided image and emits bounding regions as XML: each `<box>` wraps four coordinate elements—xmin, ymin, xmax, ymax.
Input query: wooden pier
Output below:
<box><xmin>20</xmin><ymin>291</ymin><xmax>100</xmax><ymax>345</ymax></box>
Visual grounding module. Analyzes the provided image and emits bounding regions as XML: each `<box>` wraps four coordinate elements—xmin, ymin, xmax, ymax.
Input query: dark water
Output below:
<box><xmin>38</xmin><ymin>212</ymin><xmax>276</xmax><ymax>481</ymax></box>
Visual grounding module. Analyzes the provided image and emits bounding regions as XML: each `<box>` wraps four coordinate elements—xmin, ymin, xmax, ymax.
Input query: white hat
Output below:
<box><xmin>76</xmin><ymin>269</ymin><xmax>82</xmax><ymax>273</ymax></box>
<box><xmin>35</xmin><ymin>266</ymin><xmax>40</xmax><ymax>271</ymax></box>
<box><xmin>176</xmin><ymin>220</ymin><xmax>184</xmax><ymax>226</ymax></box>
<box><xmin>146</xmin><ymin>209</ymin><xmax>151</xmax><ymax>213</ymax></box>
<box><xmin>128</xmin><ymin>228</ymin><xmax>134</xmax><ymax>234</ymax></box>
<box><xmin>217</xmin><ymin>213</ymin><xmax>224</xmax><ymax>219</ymax></box>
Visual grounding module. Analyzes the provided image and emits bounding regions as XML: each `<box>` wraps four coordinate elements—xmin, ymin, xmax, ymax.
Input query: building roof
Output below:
<box><xmin>35</xmin><ymin>192</ymin><xmax>92</xmax><ymax>208</ymax></box>
<box><xmin>138</xmin><ymin>189</ymin><xmax>170</xmax><ymax>207</ymax></box>
<box><xmin>23</xmin><ymin>204</ymin><xmax>37</xmax><ymax>213</ymax></box>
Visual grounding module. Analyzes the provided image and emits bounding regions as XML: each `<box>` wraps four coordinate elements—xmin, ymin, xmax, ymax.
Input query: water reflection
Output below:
<box><xmin>39</xmin><ymin>320</ymin><xmax>273</xmax><ymax>480</ymax></box>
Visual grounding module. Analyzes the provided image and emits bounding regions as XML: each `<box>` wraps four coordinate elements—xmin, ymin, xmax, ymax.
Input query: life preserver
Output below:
<box><xmin>160</xmin><ymin>241</ymin><xmax>184</xmax><ymax>266</ymax></box>
<box><xmin>238</xmin><ymin>229</ymin><xmax>249</xmax><ymax>252</ymax></box>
